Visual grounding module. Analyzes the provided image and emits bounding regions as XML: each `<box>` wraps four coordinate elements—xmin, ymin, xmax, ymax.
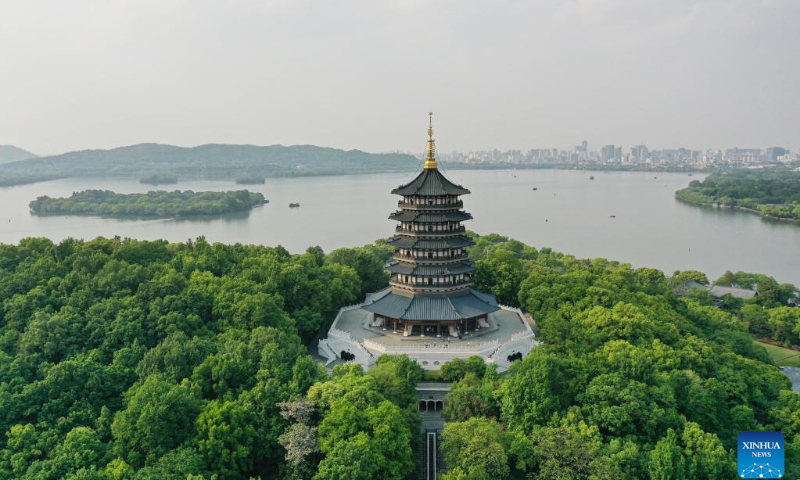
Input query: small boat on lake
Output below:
<box><xmin>589</xmin><ymin>176</ymin><xmax>595</xmax><ymax>180</ymax></box>
<box><xmin>610</xmin><ymin>215</ymin><xmax>616</xmax><ymax>218</ymax></box>
<box><xmin>289</xmin><ymin>203</ymin><xmax>300</xmax><ymax>208</ymax></box>
<box><xmin>532</xmin><ymin>187</ymin><xmax>538</xmax><ymax>191</ymax></box>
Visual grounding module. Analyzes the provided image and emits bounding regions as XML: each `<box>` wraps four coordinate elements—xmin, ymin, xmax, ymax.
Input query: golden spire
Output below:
<box><xmin>424</xmin><ymin>111</ymin><xmax>438</xmax><ymax>169</ymax></box>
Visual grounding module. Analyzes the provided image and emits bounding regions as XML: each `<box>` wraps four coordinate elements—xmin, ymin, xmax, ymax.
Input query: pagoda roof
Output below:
<box><xmin>387</xmin><ymin>236</ymin><xmax>474</xmax><ymax>249</ymax></box>
<box><xmin>389</xmin><ymin>211</ymin><xmax>472</xmax><ymax>222</ymax></box>
<box><xmin>362</xmin><ymin>287</ymin><xmax>498</xmax><ymax>321</ymax></box>
<box><xmin>386</xmin><ymin>260</ymin><xmax>475</xmax><ymax>276</ymax></box>
<box><xmin>392</xmin><ymin>168</ymin><xmax>470</xmax><ymax>196</ymax></box>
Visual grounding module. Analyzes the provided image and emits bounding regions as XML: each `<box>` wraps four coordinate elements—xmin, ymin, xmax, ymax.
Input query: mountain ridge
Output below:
<box><xmin>0</xmin><ymin>142</ymin><xmax>419</xmax><ymax>186</ymax></box>
<box><xmin>0</xmin><ymin>145</ymin><xmax>38</xmax><ymax>165</ymax></box>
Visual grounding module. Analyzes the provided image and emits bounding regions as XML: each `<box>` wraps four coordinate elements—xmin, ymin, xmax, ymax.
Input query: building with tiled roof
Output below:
<box><xmin>318</xmin><ymin>114</ymin><xmax>537</xmax><ymax>371</ymax></box>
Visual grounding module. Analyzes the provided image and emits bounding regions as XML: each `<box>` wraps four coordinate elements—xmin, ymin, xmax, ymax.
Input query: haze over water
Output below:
<box><xmin>1</xmin><ymin>169</ymin><xmax>798</xmax><ymax>286</ymax></box>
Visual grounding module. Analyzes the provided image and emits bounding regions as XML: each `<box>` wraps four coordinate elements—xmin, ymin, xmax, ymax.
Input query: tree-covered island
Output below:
<box><xmin>236</xmin><ymin>177</ymin><xmax>266</xmax><ymax>185</ymax></box>
<box><xmin>29</xmin><ymin>189</ymin><xmax>266</xmax><ymax>218</ymax></box>
<box><xmin>675</xmin><ymin>169</ymin><xmax>800</xmax><ymax>221</ymax></box>
<box><xmin>0</xmin><ymin>233</ymin><xmax>797</xmax><ymax>480</ymax></box>
<box><xmin>140</xmin><ymin>175</ymin><xmax>178</xmax><ymax>185</ymax></box>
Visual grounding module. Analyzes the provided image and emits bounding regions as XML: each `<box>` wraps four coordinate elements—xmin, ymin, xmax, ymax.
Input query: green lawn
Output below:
<box><xmin>756</xmin><ymin>341</ymin><xmax>800</xmax><ymax>367</ymax></box>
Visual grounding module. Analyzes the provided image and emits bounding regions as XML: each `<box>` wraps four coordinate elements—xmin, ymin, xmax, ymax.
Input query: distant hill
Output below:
<box><xmin>0</xmin><ymin>145</ymin><xmax>37</xmax><ymax>164</ymax></box>
<box><xmin>0</xmin><ymin>143</ymin><xmax>419</xmax><ymax>187</ymax></box>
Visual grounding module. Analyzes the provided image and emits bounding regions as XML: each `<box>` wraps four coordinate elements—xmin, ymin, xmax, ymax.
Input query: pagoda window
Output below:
<box><xmin>427</xmin><ymin>278</ymin><xmax>432</xmax><ymax>285</ymax></box>
<box><xmin>428</xmin><ymin>200</ymin><xmax>433</xmax><ymax>205</ymax></box>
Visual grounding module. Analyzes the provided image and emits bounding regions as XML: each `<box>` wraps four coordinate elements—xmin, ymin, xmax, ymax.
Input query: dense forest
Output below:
<box><xmin>675</xmin><ymin>169</ymin><xmax>800</xmax><ymax>220</ymax></box>
<box><xmin>0</xmin><ymin>237</ymin><xmax>398</xmax><ymax>479</ymax></box>
<box><xmin>0</xmin><ymin>234</ymin><xmax>798</xmax><ymax>479</ymax></box>
<box><xmin>0</xmin><ymin>144</ymin><xmax>419</xmax><ymax>187</ymax></box>
<box><xmin>29</xmin><ymin>190</ymin><xmax>266</xmax><ymax>218</ymax></box>
<box><xmin>432</xmin><ymin>233</ymin><xmax>800</xmax><ymax>479</ymax></box>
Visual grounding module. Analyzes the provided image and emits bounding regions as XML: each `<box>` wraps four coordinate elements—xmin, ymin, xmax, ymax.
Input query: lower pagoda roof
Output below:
<box><xmin>387</xmin><ymin>236</ymin><xmax>474</xmax><ymax>249</ymax></box>
<box><xmin>362</xmin><ymin>287</ymin><xmax>499</xmax><ymax>321</ymax></box>
<box><xmin>386</xmin><ymin>260</ymin><xmax>475</xmax><ymax>276</ymax></box>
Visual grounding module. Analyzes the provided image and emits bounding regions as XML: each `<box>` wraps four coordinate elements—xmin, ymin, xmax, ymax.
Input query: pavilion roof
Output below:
<box><xmin>386</xmin><ymin>260</ymin><xmax>475</xmax><ymax>276</ymax></box>
<box><xmin>362</xmin><ymin>287</ymin><xmax>498</xmax><ymax>321</ymax></box>
<box><xmin>391</xmin><ymin>168</ymin><xmax>470</xmax><ymax>196</ymax></box>
<box><xmin>387</xmin><ymin>236</ymin><xmax>474</xmax><ymax>249</ymax></box>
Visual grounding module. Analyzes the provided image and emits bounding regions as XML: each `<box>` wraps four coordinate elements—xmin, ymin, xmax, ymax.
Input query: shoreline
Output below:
<box><xmin>675</xmin><ymin>195</ymin><xmax>799</xmax><ymax>225</ymax></box>
<box><xmin>0</xmin><ymin>165</ymin><xmax>709</xmax><ymax>189</ymax></box>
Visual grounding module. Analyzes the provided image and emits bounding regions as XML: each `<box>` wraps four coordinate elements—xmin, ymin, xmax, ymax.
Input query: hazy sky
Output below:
<box><xmin>1</xmin><ymin>0</ymin><xmax>798</xmax><ymax>155</ymax></box>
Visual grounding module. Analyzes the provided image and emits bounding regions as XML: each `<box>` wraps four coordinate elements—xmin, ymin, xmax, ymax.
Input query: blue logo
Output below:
<box><xmin>738</xmin><ymin>431</ymin><xmax>784</xmax><ymax>478</ymax></box>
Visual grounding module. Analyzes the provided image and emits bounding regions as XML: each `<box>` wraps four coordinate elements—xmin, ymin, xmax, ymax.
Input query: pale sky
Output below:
<box><xmin>1</xmin><ymin>0</ymin><xmax>798</xmax><ymax>156</ymax></box>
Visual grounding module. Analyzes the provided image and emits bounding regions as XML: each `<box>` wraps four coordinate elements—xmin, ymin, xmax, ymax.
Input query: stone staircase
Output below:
<box><xmin>317</xmin><ymin>339</ymin><xmax>338</xmax><ymax>366</ymax></box>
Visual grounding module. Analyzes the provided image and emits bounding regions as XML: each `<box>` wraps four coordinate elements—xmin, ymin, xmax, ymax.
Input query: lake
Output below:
<box><xmin>1</xmin><ymin>169</ymin><xmax>799</xmax><ymax>286</ymax></box>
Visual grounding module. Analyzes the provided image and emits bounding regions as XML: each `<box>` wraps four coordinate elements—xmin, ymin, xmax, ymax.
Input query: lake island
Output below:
<box><xmin>29</xmin><ymin>189</ymin><xmax>266</xmax><ymax>218</ymax></box>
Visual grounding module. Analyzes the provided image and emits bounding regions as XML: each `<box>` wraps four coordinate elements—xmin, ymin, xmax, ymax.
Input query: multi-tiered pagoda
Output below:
<box><xmin>362</xmin><ymin>113</ymin><xmax>499</xmax><ymax>338</ymax></box>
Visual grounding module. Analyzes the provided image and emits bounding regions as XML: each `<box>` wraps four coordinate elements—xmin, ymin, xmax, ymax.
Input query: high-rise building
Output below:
<box><xmin>602</xmin><ymin>145</ymin><xmax>615</xmax><ymax>162</ymax></box>
<box><xmin>766</xmin><ymin>147</ymin><xmax>788</xmax><ymax>162</ymax></box>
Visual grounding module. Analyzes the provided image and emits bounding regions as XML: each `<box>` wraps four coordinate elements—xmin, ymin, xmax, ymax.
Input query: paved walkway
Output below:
<box><xmin>782</xmin><ymin>367</ymin><xmax>800</xmax><ymax>394</ymax></box>
<box><xmin>417</xmin><ymin>383</ymin><xmax>450</xmax><ymax>480</ymax></box>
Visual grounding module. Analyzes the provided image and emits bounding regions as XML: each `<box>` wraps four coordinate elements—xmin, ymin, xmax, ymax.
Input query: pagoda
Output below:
<box><xmin>361</xmin><ymin>113</ymin><xmax>499</xmax><ymax>338</ymax></box>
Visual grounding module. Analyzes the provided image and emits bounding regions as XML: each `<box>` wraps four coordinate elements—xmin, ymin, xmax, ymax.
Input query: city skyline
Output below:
<box><xmin>2</xmin><ymin>0</ymin><xmax>799</xmax><ymax>155</ymax></box>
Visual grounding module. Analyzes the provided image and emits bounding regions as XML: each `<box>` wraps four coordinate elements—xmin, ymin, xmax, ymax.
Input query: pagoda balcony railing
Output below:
<box><xmin>393</xmin><ymin>253</ymin><xmax>469</xmax><ymax>263</ymax></box>
<box><xmin>363</xmin><ymin>338</ymin><xmax>500</xmax><ymax>353</ymax></box>
<box><xmin>395</xmin><ymin>226</ymin><xmax>466</xmax><ymax>236</ymax></box>
<box><xmin>397</xmin><ymin>200</ymin><xmax>463</xmax><ymax>210</ymax></box>
<box><xmin>389</xmin><ymin>279</ymin><xmax>473</xmax><ymax>291</ymax></box>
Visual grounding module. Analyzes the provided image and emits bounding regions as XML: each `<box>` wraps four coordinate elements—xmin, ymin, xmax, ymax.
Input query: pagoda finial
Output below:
<box><xmin>424</xmin><ymin>111</ymin><xmax>437</xmax><ymax>169</ymax></box>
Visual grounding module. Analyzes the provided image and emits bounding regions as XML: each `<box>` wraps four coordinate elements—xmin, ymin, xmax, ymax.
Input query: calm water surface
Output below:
<box><xmin>1</xmin><ymin>169</ymin><xmax>798</xmax><ymax>285</ymax></box>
